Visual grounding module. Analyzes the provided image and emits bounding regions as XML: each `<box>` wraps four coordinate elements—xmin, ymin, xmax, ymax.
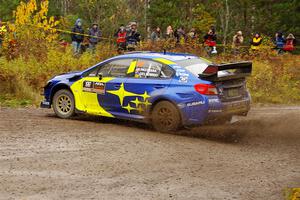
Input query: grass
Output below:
<box><xmin>0</xmin><ymin>42</ymin><xmax>299</xmax><ymax>107</ymax></box>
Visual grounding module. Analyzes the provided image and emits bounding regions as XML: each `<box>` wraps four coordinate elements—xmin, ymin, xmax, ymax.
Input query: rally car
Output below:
<box><xmin>41</xmin><ymin>52</ymin><xmax>252</xmax><ymax>132</ymax></box>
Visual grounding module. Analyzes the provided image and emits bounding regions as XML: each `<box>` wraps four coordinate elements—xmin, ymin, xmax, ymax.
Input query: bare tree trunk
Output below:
<box><xmin>223</xmin><ymin>0</ymin><xmax>230</xmax><ymax>47</ymax></box>
<box><xmin>219</xmin><ymin>0</ymin><xmax>231</xmax><ymax>52</ymax></box>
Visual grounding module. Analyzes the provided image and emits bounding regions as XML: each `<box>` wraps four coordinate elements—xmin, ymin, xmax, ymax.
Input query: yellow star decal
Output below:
<box><xmin>142</xmin><ymin>99</ymin><xmax>152</xmax><ymax>107</ymax></box>
<box><xmin>106</xmin><ymin>83</ymin><xmax>139</xmax><ymax>106</ymax></box>
<box><xmin>141</xmin><ymin>91</ymin><xmax>150</xmax><ymax>101</ymax></box>
<box><xmin>136</xmin><ymin>105</ymin><xmax>144</xmax><ymax>113</ymax></box>
<box><xmin>106</xmin><ymin>83</ymin><xmax>152</xmax><ymax>113</ymax></box>
<box><xmin>131</xmin><ymin>97</ymin><xmax>142</xmax><ymax>107</ymax></box>
<box><xmin>123</xmin><ymin>103</ymin><xmax>136</xmax><ymax>113</ymax></box>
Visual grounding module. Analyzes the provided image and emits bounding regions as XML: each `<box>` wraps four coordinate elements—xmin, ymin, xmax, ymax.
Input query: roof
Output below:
<box><xmin>114</xmin><ymin>52</ymin><xmax>198</xmax><ymax>62</ymax></box>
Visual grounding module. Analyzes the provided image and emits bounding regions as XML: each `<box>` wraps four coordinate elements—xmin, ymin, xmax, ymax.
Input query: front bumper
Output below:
<box><xmin>40</xmin><ymin>100</ymin><xmax>51</xmax><ymax>109</ymax></box>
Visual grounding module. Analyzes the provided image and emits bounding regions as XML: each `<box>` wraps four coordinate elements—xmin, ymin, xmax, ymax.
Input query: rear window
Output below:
<box><xmin>176</xmin><ymin>58</ymin><xmax>211</xmax><ymax>76</ymax></box>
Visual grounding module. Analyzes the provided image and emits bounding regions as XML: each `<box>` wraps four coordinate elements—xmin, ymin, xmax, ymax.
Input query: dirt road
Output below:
<box><xmin>0</xmin><ymin>106</ymin><xmax>299</xmax><ymax>200</ymax></box>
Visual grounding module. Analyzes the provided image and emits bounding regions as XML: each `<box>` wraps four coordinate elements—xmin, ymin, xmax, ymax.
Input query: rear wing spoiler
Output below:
<box><xmin>199</xmin><ymin>61</ymin><xmax>252</xmax><ymax>82</ymax></box>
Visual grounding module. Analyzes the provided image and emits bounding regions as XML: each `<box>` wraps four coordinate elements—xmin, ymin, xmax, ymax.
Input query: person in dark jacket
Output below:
<box><xmin>203</xmin><ymin>29</ymin><xmax>217</xmax><ymax>54</ymax></box>
<box><xmin>126</xmin><ymin>22</ymin><xmax>141</xmax><ymax>51</ymax></box>
<box><xmin>88</xmin><ymin>23</ymin><xmax>102</xmax><ymax>53</ymax></box>
<box><xmin>150</xmin><ymin>27</ymin><xmax>161</xmax><ymax>42</ymax></box>
<box><xmin>174</xmin><ymin>26</ymin><xmax>186</xmax><ymax>44</ymax></box>
<box><xmin>71</xmin><ymin>19</ymin><xmax>84</xmax><ymax>54</ymax></box>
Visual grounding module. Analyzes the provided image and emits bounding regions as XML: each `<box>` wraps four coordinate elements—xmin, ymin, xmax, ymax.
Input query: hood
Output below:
<box><xmin>75</xmin><ymin>19</ymin><xmax>82</xmax><ymax>26</ymax></box>
<box><xmin>52</xmin><ymin>71</ymin><xmax>82</xmax><ymax>81</ymax></box>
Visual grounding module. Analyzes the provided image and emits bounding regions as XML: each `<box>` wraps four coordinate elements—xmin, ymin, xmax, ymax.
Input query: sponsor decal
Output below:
<box><xmin>187</xmin><ymin>101</ymin><xmax>205</xmax><ymax>107</ymax></box>
<box><xmin>179</xmin><ymin>75</ymin><xmax>189</xmax><ymax>83</ymax></box>
<box><xmin>175</xmin><ymin>68</ymin><xmax>190</xmax><ymax>83</ymax></box>
<box><xmin>83</xmin><ymin>81</ymin><xmax>106</xmax><ymax>94</ymax></box>
<box><xmin>208</xmin><ymin>98</ymin><xmax>220</xmax><ymax>103</ymax></box>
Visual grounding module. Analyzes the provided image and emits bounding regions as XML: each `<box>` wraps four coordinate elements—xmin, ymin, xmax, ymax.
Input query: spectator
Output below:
<box><xmin>71</xmin><ymin>18</ymin><xmax>84</xmax><ymax>54</ymax></box>
<box><xmin>165</xmin><ymin>25</ymin><xmax>174</xmax><ymax>39</ymax></box>
<box><xmin>274</xmin><ymin>31</ymin><xmax>285</xmax><ymax>54</ymax></box>
<box><xmin>203</xmin><ymin>28</ymin><xmax>217</xmax><ymax>54</ymax></box>
<box><xmin>126</xmin><ymin>22</ymin><xmax>141</xmax><ymax>51</ymax></box>
<box><xmin>283</xmin><ymin>33</ymin><xmax>296</xmax><ymax>52</ymax></box>
<box><xmin>150</xmin><ymin>27</ymin><xmax>161</xmax><ymax>42</ymax></box>
<box><xmin>187</xmin><ymin>28</ymin><xmax>197</xmax><ymax>40</ymax></box>
<box><xmin>88</xmin><ymin>22</ymin><xmax>102</xmax><ymax>53</ymax></box>
<box><xmin>232</xmin><ymin>31</ymin><xmax>244</xmax><ymax>47</ymax></box>
<box><xmin>115</xmin><ymin>24</ymin><xmax>127</xmax><ymax>52</ymax></box>
<box><xmin>250</xmin><ymin>33</ymin><xmax>263</xmax><ymax>51</ymax></box>
<box><xmin>232</xmin><ymin>31</ymin><xmax>244</xmax><ymax>54</ymax></box>
<box><xmin>175</xmin><ymin>26</ymin><xmax>186</xmax><ymax>43</ymax></box>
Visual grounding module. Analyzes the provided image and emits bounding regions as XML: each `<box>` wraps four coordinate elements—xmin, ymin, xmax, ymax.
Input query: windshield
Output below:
<box><xmin>176</xmin><ymin>58</ymin><xmax>211</xmax><ymax>76</ymax></box>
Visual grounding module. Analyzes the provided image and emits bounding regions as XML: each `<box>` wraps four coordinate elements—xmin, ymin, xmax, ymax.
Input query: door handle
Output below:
<box><xmin>114</xmin><ymin>84</ymin><xmax>121</xmax><ymax>89</ymax></box>
<box><xmin>154</xmin><ymin>85</ymin><xmax>165</xmax><ymax>89</ymax></box>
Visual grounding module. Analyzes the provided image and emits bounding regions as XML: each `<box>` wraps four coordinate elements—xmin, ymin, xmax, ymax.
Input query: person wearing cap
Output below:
<box><xmin>232</xmin><ymin>31</ymin><xmax>244</xmax><ymax>54</ymax></box>
<box><xmin>115</xmin><ymin>24</ymin><xmax>127</xmax><ymax>52</ymax></box>
<box><xmin>203</xmin><ymin>28</ymin><xmax>217</xmax><ymax>54</ymax></box>
<box><xmin>126</xmin><ymin>22</ymin><xmax>141</xmax><ymax>51</ymax></box>
<box><xmin>250</xmin><ymin>33</ymin><xmax>263</xmax><ymax>51</ymax></box>
<box><xmin>88</xmin><ymin>22</ymin><xmax>102</xmax><ymax>53</ymax></box>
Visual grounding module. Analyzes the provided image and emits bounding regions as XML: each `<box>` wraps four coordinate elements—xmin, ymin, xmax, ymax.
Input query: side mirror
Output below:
<box><xmin>98</xmin><ymin>73</ymin><xmax>103</xmax><ymax>80</ymax></box>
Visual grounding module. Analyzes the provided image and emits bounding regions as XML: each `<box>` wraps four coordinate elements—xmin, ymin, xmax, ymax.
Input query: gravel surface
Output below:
<box><xmin>0</xmin><ymin>106</ymin><xmax>299</xmax><ymax>200</ymax></box>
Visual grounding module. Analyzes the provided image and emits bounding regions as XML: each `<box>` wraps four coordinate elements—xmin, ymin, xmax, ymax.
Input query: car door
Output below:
<box><xmin>123</xmin><ymin>59</ymin><xmax>174</xmax><ymax>118</ymax></box>
<box><xmin>78</xmin><ymin>59</ymin><xmax>134</xmax><ymax>117</ymax></box>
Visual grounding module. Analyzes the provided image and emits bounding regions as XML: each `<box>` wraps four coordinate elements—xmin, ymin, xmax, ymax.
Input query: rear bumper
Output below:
<box><xmin>206</xmin><ymin>97</ymin><xmax>251</xmax><ymax>120</ymax></box>
<box><xmin>40</xmin><ymin>100</ymin><xmax>51</xmax><ymax>109</ymax></box>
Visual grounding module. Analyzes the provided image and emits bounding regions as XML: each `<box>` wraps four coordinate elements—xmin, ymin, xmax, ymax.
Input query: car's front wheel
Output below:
<box><xmin>52</xmin><ymin>89</ymin><xmax>75</xmax><ymax>119</ymax></box>
<box><xmin>151</xmin><ymin>101</ymin><xmax>181</xmax><ymax>133</ymax></box>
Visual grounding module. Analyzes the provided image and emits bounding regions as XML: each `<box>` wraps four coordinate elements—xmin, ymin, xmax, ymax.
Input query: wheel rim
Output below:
<box><xmin>56</xmin><ymin>94</ymin><xmax>72</xmax><ymax>115</ymax></box>
<box><xmin>157</xmin><ymin>107</ymin><xmax>174</xmax><ymax>127</ymax></box>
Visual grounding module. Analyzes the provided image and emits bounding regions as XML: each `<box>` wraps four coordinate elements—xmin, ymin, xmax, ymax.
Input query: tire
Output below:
<box><xmin>151</xmin><ymin>101</ymin><xmax>181</xmax><ymax>133</ymax></box>
<box><xmin>52</xmin><ymin>89</ymin><xmax>75</xmax><ymax>119</ymax></box>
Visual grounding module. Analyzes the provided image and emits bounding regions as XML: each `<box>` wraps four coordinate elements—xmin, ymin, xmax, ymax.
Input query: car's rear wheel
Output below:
<box><xmin>151</xmin><ymin>101</ymin><xmax>181</xmax><ymax>132</ymax></box>
<box><xmin>53</xmin><ymin>89</ymin><xmax>75</xmax><ymax>119</ymax></box>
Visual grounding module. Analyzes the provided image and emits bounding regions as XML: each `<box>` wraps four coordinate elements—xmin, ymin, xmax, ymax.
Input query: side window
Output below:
<box><xmin>98</xmin><ymin>59</ymin><xmax>133</xmax><ymax>78</ymax></box>
<box><xmin>85</xmin><ymin>66</ymin><xmax>100</xmax><ymax>77</ymax></box>
<box><xmin>134</xmin><ymin>59</ymin><xmax>174</xmax><ymax>79</ymax></box>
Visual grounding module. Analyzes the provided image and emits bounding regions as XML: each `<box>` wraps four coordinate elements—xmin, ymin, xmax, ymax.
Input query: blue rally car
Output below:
<box><xmin>41</xmin><ymin>52</ymin><xmax>252</xmax><ymax>132</ymax></box>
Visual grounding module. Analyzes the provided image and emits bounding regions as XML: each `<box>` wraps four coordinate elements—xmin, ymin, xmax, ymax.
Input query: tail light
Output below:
<box><xmin>194</xmin><ymin>83</ymin><xmax>218</xmax><ymax>95</ymax></box>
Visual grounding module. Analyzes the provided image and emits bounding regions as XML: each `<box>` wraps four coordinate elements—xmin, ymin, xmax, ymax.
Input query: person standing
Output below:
<box><xmin>165</xmin><ymin>25</ymin><xmax>174</xmax><ymax>39</ymax></box>
<box><xmin>115</xmin><ymin>24</ymin><xmax>127</xmax><ymax>52</ymax></box>
<box><xmin>232</xmin><ymin>31</ymin><xmax>244</xmax><ymax>54</ymax></box>
<box><xmin>187</xmin><ymin>28</ymin><xmax>197</xmax><ymax>40</ymax></box>
<box><xmin>88</xmin><ymin>23</ymin><xmax>102</xmax><ymax>53</ymax></box>
<box><xmin>250</xmin><ymin>33</ymin><xmax>263</xmax><ymax>51</ymax></box>
<box><xmin>203</xmin><ymin>28</ymin><xmax>217</xmax><ymax>54</ymax></box>
<box><xmin>71</xmin><ymin>19</ymin><xmax>84</xmax><ymax>54</ymax></box>
<box><xmin>175</xmin><ymin>26</ymin><xmax>186</xmax><ymax>44</ymax></box>
<box><xmin>126</xmin><ymin>22</ymin><xmax>141</xmax><ymax>51</ymax></box>
<box><xmin>274</xmin><ymin>32</ymin><xmax>285</xmax><ymax>54</ymax></box>
<box><xmin>283</xmin><ymin>33</ymin><xmax>296</xmax><ymax>52</ymax></box>
<box><xmin>150</xmin><ymin>27</ymin><xmax>161</xmax><ymax>42</ymax></box>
